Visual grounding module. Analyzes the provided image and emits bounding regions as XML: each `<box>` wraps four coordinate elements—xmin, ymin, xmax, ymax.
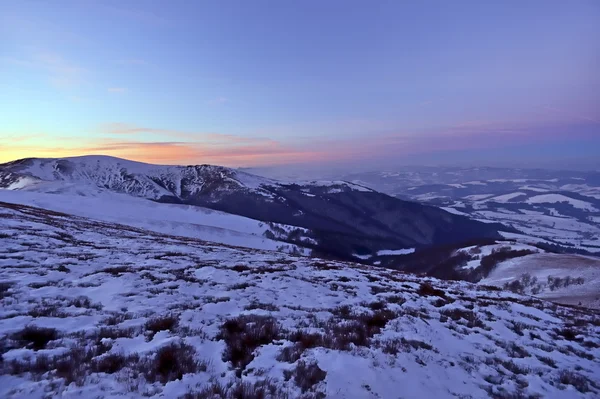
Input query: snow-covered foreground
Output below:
<box><xmin>1</xmin><ymin>201</ymin><xmax>599</xmax><ymax>398</ymax></box>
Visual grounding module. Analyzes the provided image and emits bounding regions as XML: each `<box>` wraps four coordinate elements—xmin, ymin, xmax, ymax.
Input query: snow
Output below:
<box><xmin>463</xmin><ymin>181</ymin><xmax>487</xmax><ymax>186</ymax></box>
<box><xmin>486</xmin><ymin>192</ymin><xmax>527</xmax><ymax>203</ymax></box>
<box><xmin>376</xmin><ymin>248</ymin><xmax>415</xmax><ymax>256</ymax></box>
<box><xmin>0</xmin><ymin>188</ymin><xmax>308</xmax><ymax>255</ymax></box>
<box><xmin>526</xmin><ymin>194</ymin><xmax>598</xmax><ymax>211</ymax></box>
<box><xmin>2</xmin><ymin>201</ymin><xmax>598</xmax><ymax>398</ymax></box>
<box><xmin>6</xmin><ymin>176</ymin><xmax>40</xmax><ymax>190</ymax></box>
<box><xmin>481</xmin><ymin>253</ymin><xmax>600</xmax><ymax>309</ymax></box>
<box><xmin>518</xmin><ymin>186</ymin><xmax>550</xmax><ymax>192</ymax></box>
<box><xmin>464</xmin><ymin>194</ymin><xmax>494</xmax><ymax>201</ymax></box>
<box><xmin>457</xmin><ymin>242</ymin><xmax>540</xmax><ymax>270</ymax></box>
<box><xmin>440</xmin><ymin>207</ymin><xmax>469</xmax><ymax>216</ymax></box>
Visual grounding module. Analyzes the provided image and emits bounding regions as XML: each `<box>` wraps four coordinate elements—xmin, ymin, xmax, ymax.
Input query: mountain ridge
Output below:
<box><xmin>0</xmin><ymin>156</ymin><xmax>504</xmax><ymax>261</ymax></box>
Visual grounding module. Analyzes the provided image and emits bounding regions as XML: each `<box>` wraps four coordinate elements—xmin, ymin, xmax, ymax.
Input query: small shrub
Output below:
<box><xmin>294</xmin><ymin>361</ymin><xmax>327</xmax><ymax>393</ymax></box>
<box><xmin>279</xmin><ymin>330</ymin><xmax>325</xmax><ymax>362</ymax></box>
<box><xmin>219</xmin><ymin>315</ymin><xmax>280</xmax><ymax>375</ymax></box>
<box><xmin>232</xmin><ymin>264</ymin><xmax>252</xmax><ymax>272</ymax></box>
<box><xmin>0</xmin><ymin>282</ymin><xmax>13</xmax><ymax>299</ymax></box>
<box><xmin>440</xmin><ymin>308</ymin><xmax>485</xmax><ymax>329</ymax></box>
<box><xmin>509</xmin><ymin>321</ymin><xmax>527</xmax><ymax>336</ymax></box>
<box><xmin>104</xmin><ymin>312</ymin><xmax>133</xmax><ymax>326</ymax></box>
<box><xmin>245</xmin><ymin>301</ymin><xmax>279</xmax><ymax>312</ymax></box>
<box><xmin>101</xmin><ymin>266</ymin><xmax>133</xmax><ymax>275</ymax></box>
<box><xmin>331</xmin><ymin>305</ymin><xmax>352</xmax><ymax>320</ymax></box>
<box><xmin>505</xmin><ymin>343</ymin><xmax>529</xmax><ymax>358</ymax></box>
<box><xmin>368</xmin><ymin>301</ymin><xmax>386</xmax><ymax>311</ymax></box>
<box><xmin>142</xmin><ymin>342</ymin><xmax>207</xmax><ymax>384</ymax></box>
<box><xmin>13</xmin><ymin>326</ymin><xmax>58</xmax><ymax>350</ymax></box>
<box><xmin>558</xmin><ymin>370</ymin><xmax>591</xmax><ymax>393</ymax></box>
<box><xmin>277</xmin><ymin>344</ymin><xmax>306</xmax><ymax>363</ymax></box>
<box><xmin>56</xmin><ymin>264</ymin><xmax>71</xmax><ymax>273</ymax></box>
<box><xmin>385</xmin><ymin>295</ymin><xmax>406</xmax><ymax>306</ymax></box>
<box><xmin>92</xmin><ymin>353</ymin><xmax>138</xmax><ymax>374</ymax></box>
<box><xmin>145</xmin><ymin>314</ymin><xmax>178</xmax><ymax>335</ymax></box>
<box><xmin>229</xmin><ymin>282</ymin><xmax>253</xmax><ymax>290</ymax></box>
<box><xmin>557</xmin><ymin>328</ymin><xmax>578</xmax><ymax>341</ymax></box>
<box><xmin>501</xmin><ymin>359</ymin><xmax>529</xmax><ymax>375</ymax></box>
<box><xmin>382</xmin><ymin>338</ymin><xmax>433</xmax><ymax>355</ymax></box>
<box><xmin>417</xmin><ymin>282</ymin><xmax>445</xmax><ymax>298</ymax></box>
<box><xmin>183</xmin><ymin>379</ymin><xmax>286</xmax><ymax>399</ymax></box>
<box><xmin>536</xmin><ymin>355</ymin><xmax>556</xmax><ymax>368</ymax></box>
<box><xmin>67</xmin><ymin>296</ymin><xmax>102</xmax><ymax>310</ymax></box>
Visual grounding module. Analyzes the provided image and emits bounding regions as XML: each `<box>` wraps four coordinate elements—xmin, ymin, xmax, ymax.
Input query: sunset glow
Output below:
<box><xmin>1</xmin><ymin>1</ymin><xmax>598</xmax><ymax>168</ymax></box>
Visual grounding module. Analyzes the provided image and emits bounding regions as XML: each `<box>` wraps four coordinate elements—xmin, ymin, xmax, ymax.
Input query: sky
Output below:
<box><xmin>1</xmin><ymin>0</ymin><xmax>599</xmax><ymax>169</ymax></box>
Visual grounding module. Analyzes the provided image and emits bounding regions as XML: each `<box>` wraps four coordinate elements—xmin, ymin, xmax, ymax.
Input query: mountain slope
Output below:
<box><xmin>330</xmin><ymin>167</ymin><xmax>600</xmax><ymax>254</ymax></box>
<box><xmin>0</xmin><ymin>187</ymin><xmax>308</xmax><ymax>254</ymax></box>
<box><xmin>1</xmin><ymin>201</ymin><xmax>599</xmax><ymax>398</ymax></box>
<box><xmin>481</xmin><ymin>253</ymin><xmax>600</xmax><ymax>309</ymax></box>
<box><xmin>0</xmin><ymin>156</ymin><xmax>502</xmax><ymax>260</ymax></box>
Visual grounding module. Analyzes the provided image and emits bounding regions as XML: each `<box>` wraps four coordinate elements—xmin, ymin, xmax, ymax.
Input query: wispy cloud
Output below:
<box><xmin>4</xmin><ymin>52</ymin><xmax>86</xmax><ymax>88</ymax></box>
<box><xmin>207</xmin><ymin>97</ymin><xmax>229</xmax><ymax>105</ymax></box>
<box><xmin>98</xmin><ymin>123</ymin><xmax>277</xmax><ymax>146</ymax></box>
<box><xmin>99</xmin><ymin>4</ymin><xmax>168</xmax><ymax>26</ymax></box>
<box><xmin>540</xmin><ymin>106</ymin><xmax>599</xmax><ymax>124</ymax></box>
<box><xmin>37</xmin><ymin>52</ymin><xmax>85</xmax><ymax>88</ymax></box>
<box><xmin>108</xmin><ymin>87</ymin><xmax>128</xmax><ymax>93</ymax></box>
<box><xmin>116</xmin><ymin>59</ymin><xmax>147</xmax><ymax>66</ymax></box>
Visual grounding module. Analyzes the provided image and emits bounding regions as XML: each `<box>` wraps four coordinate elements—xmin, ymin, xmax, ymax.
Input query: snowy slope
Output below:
<box><xmin>1</xmin><ymin>201</ymin><xmax>599</xmax><ymax>398</ymax></box>
<box><xmin>526</xmin><ymin>194</ymin><xmax>598</xmax><ymax>211</ymax></box>
<box><xmin>481</xmin><ymin>253</ymin><xmax>600</xmax><ymax>309</ymax></box>
<box><xmin>0</xmin><ymin>188</ymin><xmax>308</xmax><ymax>254</ymax></box>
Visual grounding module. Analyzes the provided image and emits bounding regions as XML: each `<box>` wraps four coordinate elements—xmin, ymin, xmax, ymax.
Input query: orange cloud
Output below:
<box><xmin>98</xmin><ymin>123</ymin><xmax>279</xmax><ymax>146</ymax></box>
<box><xmin>0</xmin><ymin>136</ymin><xmax>325</xmax><ymax>167</ymax></box>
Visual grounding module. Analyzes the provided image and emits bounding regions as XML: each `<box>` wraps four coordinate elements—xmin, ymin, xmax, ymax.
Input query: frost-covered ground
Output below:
<box><xmin>1</xmin><ymin>201</ymin><xmax>600</xmax><ymax>398</ymax></box>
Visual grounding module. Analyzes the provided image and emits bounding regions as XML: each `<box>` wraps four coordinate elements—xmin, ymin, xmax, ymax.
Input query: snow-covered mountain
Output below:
<box><xmin>1</xmin><ymin>201</ymin><xmax>598</xmax><ymax>398</ymax></box>
<box><xmin>0</xmin><ymin>156</ymin><xmax>503</xmax><ymax>262</ymax></box>
<box><xmin>0</xmin><ymin>155</ymin><xmax>372</xmax><ymax>201</ymax></box>
<box><xmin>328</xmin><ymin>167</ymin><xmax>600</xmax><ymax>255</ymax></box>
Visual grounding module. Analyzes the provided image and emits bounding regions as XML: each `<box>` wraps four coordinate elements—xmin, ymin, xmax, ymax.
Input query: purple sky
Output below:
<box><xmin>1</xmin><ymin>1</ymin><xmax>599</xmax><ymax>168</ymax></box>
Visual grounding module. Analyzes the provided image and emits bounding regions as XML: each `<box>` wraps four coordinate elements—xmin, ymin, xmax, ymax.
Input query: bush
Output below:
<box><xmin>557</xmin><ymin>328</ymin><xmax>578</xmax><ymax>341</ymax></box>
<box><xmin>558</xmin><ymin>370</ymin><xmax>591</xmax><ymax>393</ymax></box>
<box><xmin>142</xmin><ymin>342</ymin><xmax>207</xmax><ymax>383</ymax></box>
<box><xmin>417</xmin><ymin>282</ymin><xmax>445</xmax><ymax>298</ymax></box>
<box><xmin>13</xmin><ymin>326</ymin><xmax>58</xmax><ymax>350</ymax></box>
<box><xmin>245</xmin><ymin>301</ymin><xmax>279</xmax><ymax>312</ymax></box>
<box><xmin>219</xmin><ymin>315</ymin><xmax>280</xmax><ymax>375</ymax></box>
<box><xmin>92</xmin><ymin>353</ymin><xmax>138</xmax><ymax>374</ymax></box>
<box><xmin>381</xmin><ymin>338</ymin><xmax>433</xmax><ymax>355</ymax></box>
<box><xmin>0</xmin><ymin>282</ymin><xmax>12</xmax><ymax>299</ymax></box>
<box><xmin>440</xmin><ymin>308</ymin><xmax>485</xmax><ymax>329</ymax></box>
<box><xmin>293</xmin><ymin>361</ymin><xmax>327</xmax><ymax>393</ymax></box>
<box><xmin>183</xmin><ymin>379</ymin><xmax>287</xmax><ymax>399</ymax></box>
<box><xmin>145</xmin><ymin>314</ymin><xmax>178</xmax><ymax>335</ymax></box>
